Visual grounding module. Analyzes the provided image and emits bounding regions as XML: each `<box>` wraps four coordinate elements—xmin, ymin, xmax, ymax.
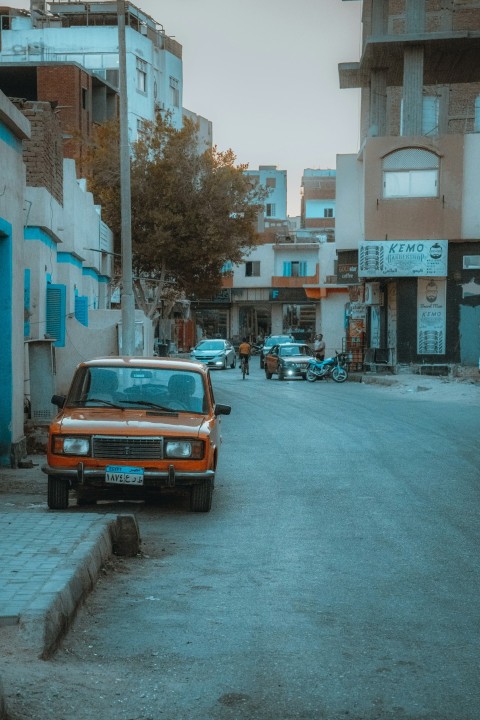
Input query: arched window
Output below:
<box><xmin>383</xmin><ymin>148</ymin><xmax>439</xmax><ymax>198</ymax></box>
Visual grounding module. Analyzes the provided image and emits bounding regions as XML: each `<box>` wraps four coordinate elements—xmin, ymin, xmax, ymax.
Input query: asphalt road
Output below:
<box><xmin>3</xmin><ymin>363</ymin><xmax>480</xmax><ymax>720</ymax></box>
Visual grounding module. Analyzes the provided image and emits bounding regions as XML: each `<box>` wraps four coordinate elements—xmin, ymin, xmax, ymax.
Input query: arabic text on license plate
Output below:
<box><xmin>105</xmin><ymin>465</ymin><xmax>144</xmax><ymax>485</ymax></box>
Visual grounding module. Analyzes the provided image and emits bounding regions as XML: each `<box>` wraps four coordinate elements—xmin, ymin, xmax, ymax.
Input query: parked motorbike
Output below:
<box><xmin>306</xmin><ymin>351</ymin><xmax>350</xmax><ymax>383</ymax></box>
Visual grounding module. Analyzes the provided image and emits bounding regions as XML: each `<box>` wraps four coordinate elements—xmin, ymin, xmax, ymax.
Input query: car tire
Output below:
<box><xmin>190</xmin><ymin>478</ymin><xmax>213</xmax><ymax>512</ymax></box>
<box><xmin>48</xmin><ymin>476</ymin><xmax>69</xmax><ymax>510</ymax></box>
<box><xmin>230</xmin><ymin>356</ymin><xmax>236</xmax><ymax>369</ymax></box>
<box><xmin>265</xmin><ymin>369</ymin><xmax>273</xmax><ymax>380</ymax></box>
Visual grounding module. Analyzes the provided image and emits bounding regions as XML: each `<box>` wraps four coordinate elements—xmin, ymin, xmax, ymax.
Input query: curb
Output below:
<box><xmin>19</xmin><ymin>518</ymin><xmax>117</xmax><ymax>659</ymax></box>
<box><xmin>0</xmin><ymin>513</ymin><xmax>140</xmax><ymax>718</ymax></box>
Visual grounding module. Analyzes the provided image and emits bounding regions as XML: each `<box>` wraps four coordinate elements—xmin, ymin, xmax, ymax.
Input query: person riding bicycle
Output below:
<box><xmin>238</xmin><ymin>337</ymin><xmax>252</xmax><ymax>375</ymax></box>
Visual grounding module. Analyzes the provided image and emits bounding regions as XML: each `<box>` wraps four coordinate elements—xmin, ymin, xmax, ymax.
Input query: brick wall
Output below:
<box><xmin>16</xmin><ymin>100</ymin><xmax>64</xmax><ymax>205</ymax></box>
<box><xmin>37</xmin><ymin>65</ymin><xmax>92</xmax><ymax>170</ymax></box>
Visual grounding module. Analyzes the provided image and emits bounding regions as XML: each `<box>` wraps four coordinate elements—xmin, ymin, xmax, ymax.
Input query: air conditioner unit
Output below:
<box><xmin>364</xmin><ymin>282</ymin><xmax>383</xmax><ymax>305</ymax></box>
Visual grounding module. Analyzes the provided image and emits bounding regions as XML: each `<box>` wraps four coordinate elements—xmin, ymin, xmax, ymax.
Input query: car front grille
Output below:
<box><xmin>92</xmin><ymin>436</ymin><xmax>163</xmax><ymax>460</ymax></box>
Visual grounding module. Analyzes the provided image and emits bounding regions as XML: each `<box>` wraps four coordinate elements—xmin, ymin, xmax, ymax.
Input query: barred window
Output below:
<box><xmin>383</xmin><ymin>148</ymin><xmax>439</xmax><ymax>198</ymax></box>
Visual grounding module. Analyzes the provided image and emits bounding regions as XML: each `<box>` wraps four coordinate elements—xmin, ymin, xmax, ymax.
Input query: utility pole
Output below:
<box><xmin>117</xmin><ymin>0</ymin><xmax>135</xmax><ymax>355</ymax></box>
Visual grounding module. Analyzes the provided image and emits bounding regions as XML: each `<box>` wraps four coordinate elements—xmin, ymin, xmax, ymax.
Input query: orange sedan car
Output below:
<box><xmin>42</xmin><ymin>357</ymin><xmax>231</xmax><ymax>512</ymax></box>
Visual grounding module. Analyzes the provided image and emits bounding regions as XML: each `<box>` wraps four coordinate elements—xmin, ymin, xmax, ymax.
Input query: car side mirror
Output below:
<box><xmin>51</xmin><ymin>394</ymin><xmax>66</xmax><ymax>408</ymax></box>
<box><xmin>215</xmin><ymin>403</ymin><xmax>231</xmax><ymax>416</ymax></box>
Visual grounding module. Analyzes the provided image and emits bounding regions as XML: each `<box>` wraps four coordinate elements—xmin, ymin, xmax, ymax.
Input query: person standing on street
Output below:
<box><xmin>314</xmin><ymin>333</ymin><xmax>326</xmax><ymax>361</ymax></box>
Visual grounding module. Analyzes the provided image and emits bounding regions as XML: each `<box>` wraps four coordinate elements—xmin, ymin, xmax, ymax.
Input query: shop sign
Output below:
<box><xmin>269</xmin><ymin>288</ymin><xmax>307</xmax><ymax>301</ymax></box>
<box><xmin>417</xmin><ymin>278</ymin><xmax>446</xmax><ymax>355</ymax></box>
<box><xmin>349</xmin><ymin>303</ymin><xmax>367</xmax><ymax>319</ymax></box>
<box><xmin>359</xmin><ymin>240</ymin><xmax>448</xmax><ymax>277</ymax></box>
<box><xmin>338</xmin><ymin>263</ymin><xmax>358</xmax><ymax>283</ymax></box>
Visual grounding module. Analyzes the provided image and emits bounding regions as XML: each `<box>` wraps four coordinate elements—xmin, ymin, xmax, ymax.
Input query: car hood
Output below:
<box><xmin>281</xmin><ymin>354</ymin><xmax>314</xmax><ymax>361</ymax></box>
<box><xmin>192</xmin><ymin>349</ymin><xmax>225</xmax><ymax>355</ymax></box>
<box><xmin>56</xmin><ymin>408</ymin><xmax>211</xmax><ymax>436</ymax></box>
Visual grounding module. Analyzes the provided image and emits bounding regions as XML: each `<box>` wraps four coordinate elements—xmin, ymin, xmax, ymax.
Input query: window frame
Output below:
<box><xmin>245</xmin><ymin>260</ymin><xmax>260</xmax><ymax>277</ymax></box>
<box><xmin>383</xmin><ymin>148</ymin><xmax>440</xmax><ymax>199</ymax></box>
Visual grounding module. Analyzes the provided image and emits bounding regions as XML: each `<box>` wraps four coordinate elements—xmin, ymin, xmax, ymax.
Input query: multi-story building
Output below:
<box><xmin>193</xmin><ymin>166</ymin><xmax>345</xmax><ymax>354</ymax></box>
<box><xmin>0</xmin><ymin>0</ymin><xmax>185</xmax><ymax>140</ymax></box>
<box><xmin>336</xmin><ymin>0</ymin><xmax>480</xmax><ymax>371</ymax></box>
<box><xmin>301</xmin><ymin>168</ymin><xmax>336</xmax><ymax>241</ymax></box>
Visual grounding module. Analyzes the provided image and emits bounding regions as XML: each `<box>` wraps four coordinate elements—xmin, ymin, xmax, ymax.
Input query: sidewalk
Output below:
<box><xmin>0</xmin><ymin>458</ymin><xmax>141</xmax><ymax>719</ymax></box>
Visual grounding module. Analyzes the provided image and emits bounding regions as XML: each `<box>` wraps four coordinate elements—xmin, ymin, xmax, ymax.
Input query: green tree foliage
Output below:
<box><xmin>85</xmin><ymin>114</ymin><xmax>266</xmax><ymax>309</ymax></box>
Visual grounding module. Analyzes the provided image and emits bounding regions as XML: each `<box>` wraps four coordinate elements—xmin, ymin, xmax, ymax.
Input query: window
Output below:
<box><xmin>137</xmin><ymin>118</ymin><xmax>147</xmax><ymax>138</ymax></box>
<box><xmin>266</xmin><ymin>178</ymin><xmax>276</xmax><ymax>188</ymax></box>
<box><xmin>75</xmin><ymin>295</ymin><xmax>89</xmax><ymax>327</ymax></box>
<box><xmin>245</xmin><ymin>261</ymin><xmax>260</xmax><ymax>277</ymax></box>
<box><xmin>383</xmin><ymin>148</ymin><xmax>439</xmax><ymax>198</ymax></box>
<box><xmin>169</xmin><ymin>76</ymin><xmax>179</xmax><ymax>107</ymax></box>
<box><xmin>283</xmin><ymin>261</ymin><xmax>307</xmax><ymax>277</ymax></box>
<box><xmin>400</xmin><ymin>96</ymin><xmax>439</xmax><ymax>136</ymax></box>
<box><xmin>266</xmin><ymin>203</ymin><xmax>276</xmax><ymax>217</ymax></box>
<box><xmin>324</xmin><ymin>208</ymin><xmax>334</xmax><ymax>218</ymax></box>
<box><xmin>81</xmin><ymin>87</ymin><xmax>88</xmax><ymax>110</ymax></box>
<box><xmin>46</xmin><ymin>284</ymin><xmax>66</xmax><ymax>347</ymax></box>
<box><xmin>136</xmin><ymin>58</ymin><xmax>147</xmax><ymax>93</ymax></box>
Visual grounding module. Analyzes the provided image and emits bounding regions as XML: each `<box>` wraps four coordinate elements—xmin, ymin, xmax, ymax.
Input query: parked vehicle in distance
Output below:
<box><xmin>264</xmin><ymin>342</ymin><xmax>315</xmax><ymax>380</ymax></box>
<box><xmin>190</xmin><ymin>339</ymin><xmax>236</xmax><ymax>369</ymax></box>
<box><xmin>260</xmin><ymin>334</ymin><xmax>294</xmax><ymax>368</ymax></box>
<box><xmin>42</xmin><ymin>357</ymin><xmax>231</xmax><ymax>512</ymax></box>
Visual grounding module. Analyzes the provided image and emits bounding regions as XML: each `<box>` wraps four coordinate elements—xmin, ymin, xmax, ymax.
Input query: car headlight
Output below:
<box><xmin>165</xmin><ymin>440</ymin><xmax>204</xmax><ymax>459</ymax></box>
<box><xmin>53</xmin><ymin>436</ymin><xmax>90</xmax><ymax>455</ymax></box>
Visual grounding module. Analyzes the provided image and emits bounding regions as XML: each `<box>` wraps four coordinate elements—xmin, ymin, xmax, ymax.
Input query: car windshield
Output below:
<box><xmin>279</xmin><ymin>345</ymin><xmax>310</xmax><ymax>357</ymax></box>
<box><xmin>195</xmin><ymin>340</ymin><xmax>225</xmax><ymax>351</ymax></box>
<box><xmin>265</xmin><ymin>335</ymin><xmax>291</xmax><ymax>347</ymax></box>
<box><xmin>66</xmin><ymin>366</ymin><xmax>207</xmax><ymax>413</ymax></box>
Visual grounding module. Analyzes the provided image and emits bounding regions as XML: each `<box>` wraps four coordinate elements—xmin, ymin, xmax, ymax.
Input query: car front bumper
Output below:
<box><xmin>42</xmin><ymin>462</ymin><xmax>215</xmax><ymax>489</ymax></box>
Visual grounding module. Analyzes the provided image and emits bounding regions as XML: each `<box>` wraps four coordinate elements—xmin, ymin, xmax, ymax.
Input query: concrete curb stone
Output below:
<box><xmin>0</xmin><ymin>509</ymin><xmax>140</xmax><ymax>718</ymax></box>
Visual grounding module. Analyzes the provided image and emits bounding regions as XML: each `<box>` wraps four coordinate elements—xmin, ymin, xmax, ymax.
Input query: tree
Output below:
<box><xmin>84</xmin><ymin>114</ymin><xmax>267</xmax><ymax>319</ymax></box>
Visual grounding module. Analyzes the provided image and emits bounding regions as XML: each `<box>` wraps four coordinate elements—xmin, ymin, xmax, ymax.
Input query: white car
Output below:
<box><xmin>190</xmin><ymin>339</ymin><xmax>236</xmax><ymax>369</ymax></box>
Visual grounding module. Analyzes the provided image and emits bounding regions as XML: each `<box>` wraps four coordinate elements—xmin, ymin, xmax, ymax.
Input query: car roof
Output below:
<box><xmin>78</xmin><ymin>356</ymin><xmax>208</xmax><ymax>373</ymax></box>
<box><xmin>276</xmin><ymin>342</ymin><xmax>309</xmax><ymax>347</ymax></box>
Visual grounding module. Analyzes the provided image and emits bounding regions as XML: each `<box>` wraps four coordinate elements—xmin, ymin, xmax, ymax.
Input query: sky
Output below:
<box><xmin>7</xmin><ymin>0</ymin><xmax>363</xmax><ymax>216</ymax></box>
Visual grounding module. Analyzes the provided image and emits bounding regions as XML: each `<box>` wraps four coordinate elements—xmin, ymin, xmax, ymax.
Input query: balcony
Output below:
<box><xmin>271</xmin><ymin>265</ymin><xmax>319</xmax><ymax>288</ymax></box>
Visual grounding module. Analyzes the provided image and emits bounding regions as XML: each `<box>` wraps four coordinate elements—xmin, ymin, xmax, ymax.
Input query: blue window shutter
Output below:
<box><xmin>75</xmin><ymin>295</ymin><xmax>89</xmax><ymax>327</ymax></box>
<box><xmin>300</xmin><ymin>261</ymin><xmax>307</xmax><ymax>276</ymax></box>
<box><xmin>46</xmin><ymin>284</ymin><xmax>66</xmax><ymax>347</ymax></box>
<box><xmin>283</xmin><ymin>261</ymin><xmax>291</xmax><ymax>277</ymax></box>
<box><xmin>24</xmin><ymin>269</ymin><xmax>31</xmax><ymax>337</ymax></box>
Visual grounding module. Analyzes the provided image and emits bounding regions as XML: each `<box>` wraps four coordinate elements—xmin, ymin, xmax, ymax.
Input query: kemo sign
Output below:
<box><xmin>359</xmin><ymin>240</ymin><xmax>448</xmax><ymax>277</ymax></box>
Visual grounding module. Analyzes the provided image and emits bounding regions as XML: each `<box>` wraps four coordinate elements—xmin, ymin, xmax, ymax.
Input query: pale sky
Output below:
<box><xmin>6</xmin><ymin>0</ymin><xmax>363</xmax><ymax>216</ymax></box>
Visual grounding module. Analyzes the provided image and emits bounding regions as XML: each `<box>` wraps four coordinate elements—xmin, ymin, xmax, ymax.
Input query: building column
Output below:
<box><xmin>402</xmin><ymin>46</ymin><xmax>424</xmax><ymax>136</ymax></box>
<box><xmin>405</xmin><ymin>0</ymin><xmax>425</xmax><ymax>33</ymax></box>
<box><xmin>369</xmin><ymin>69</ymin><xmax>387</xmax><ymax>136</ymax></box>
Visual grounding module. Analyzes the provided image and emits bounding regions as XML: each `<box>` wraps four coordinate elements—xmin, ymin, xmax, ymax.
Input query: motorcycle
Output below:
<box><xmin>306</xmin><ymin>351</ymin><xmax>350</xmax><ymax>383</ymax></box>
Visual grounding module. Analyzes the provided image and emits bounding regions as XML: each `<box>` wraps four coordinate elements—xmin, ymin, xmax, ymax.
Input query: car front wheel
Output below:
<box><xmin>48</xmin><ymin>476</ymin><xmax>69</xmax><ymax>510</ymax></box>
<box><xmin>230</xmin><ymin>356</ymin><xmax>236</xmax><ymax>369</ymax></box>
<box><xmin>190</xmin><ymin>478</ymin><xmax>213</xmax><ymax>512</ymax></box>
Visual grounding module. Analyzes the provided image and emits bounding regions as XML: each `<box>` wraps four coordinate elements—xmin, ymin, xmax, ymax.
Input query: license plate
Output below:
<box><xmin>105</xmin><ymin>465</ymin><xmax>144</xmax><ymax>485</ymax></box>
